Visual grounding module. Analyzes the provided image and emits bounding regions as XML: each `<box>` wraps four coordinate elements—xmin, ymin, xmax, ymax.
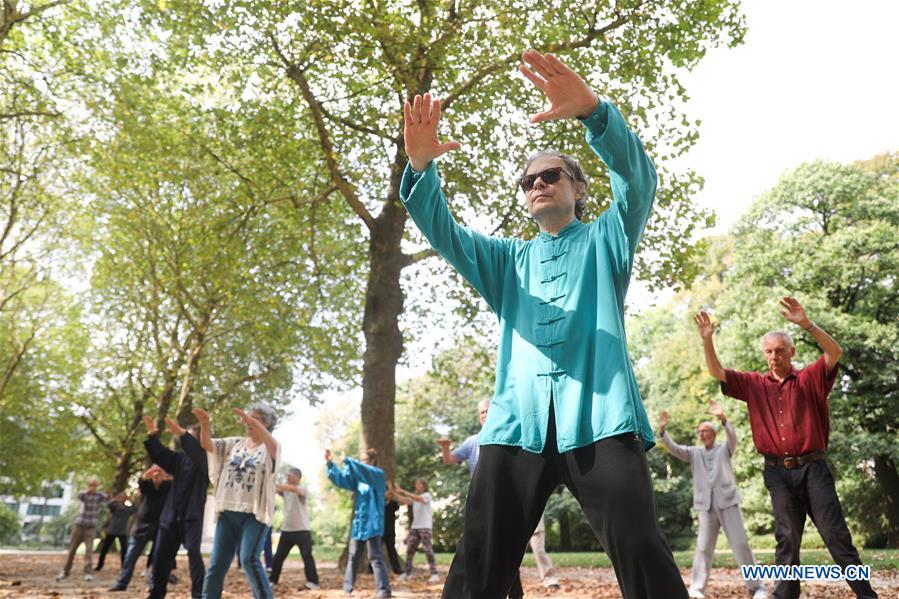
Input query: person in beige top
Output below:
<box><xmin>195</xmin><ymin>403</ymin><xmax>280</xmax><ymax>599</ymax></box>
<box><xmin>659</xmin><ymin>400</ymin><xmax>766</xmax><ymax>599</ymax></box>
<box><xmin>269</xmin><ymin>467</ymin><xmax>319</xmax><ymax>590</ymax></box>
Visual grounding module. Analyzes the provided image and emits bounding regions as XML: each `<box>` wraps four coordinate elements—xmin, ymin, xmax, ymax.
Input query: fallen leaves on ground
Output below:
<box><xmin>0</xmin><ymin>553</ymin><xmax>896</xmax><ymax>598</ymax></box>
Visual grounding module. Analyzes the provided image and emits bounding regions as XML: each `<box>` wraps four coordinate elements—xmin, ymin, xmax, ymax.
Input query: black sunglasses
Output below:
<box><xmin>519</xmin><ymin>166</ymin><xmax>573</xmax><ymax>193</ymax></box>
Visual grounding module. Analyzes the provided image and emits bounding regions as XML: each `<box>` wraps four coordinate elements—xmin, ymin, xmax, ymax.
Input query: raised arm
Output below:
<box><xmin>234</xmin><ymin>408</ymin><xmax>279</xmax><ymax>463</ymax></box>
<box><xmin>519</xmin><ymin>50</ymin><xmax>657</xmax><ymax>271</ymax></box>
<box><xmin>710</xmin><ymin>400</ymin><xmax>736</xmax><ymax>456</ymax></box>
<box><xmin>178</xmin><ymin>430</ymin><xmax>208</xmax><ymax>472</ymax></box>
<box><xmin>401</xmin><ymin>94</ymin><xmax>510</xmax><ymax>313</ymax></box>
<box><xmin>780</xmin><ymin>296</ymin><xmax>842</xmax><ymax>371</ymax></box>
<box><xmin>192</xmin><ymin>408</ymin><xmax>213</xmax><ymax>453</ymax></box>
<box><xmin>276</xmin><ymin>483</ymin><xmax>306</xmax><ymax>497</ymax></box>
<box><xmin>437</xmin><ymin>438</ymin><xmax>461</xmax><ymax>465</ymax></box>
<box><xmin>657</xmin><ymin>411</ymin><xmax>691</xmax><ymax>462</ymax></box>
<box><xmin>694</xmin><ymin>311</ymin><xmax>726</xmax><ymax>382</ymax></box>
<box><xmin>391</xmin><ymin>483</ymin><xmax>414</xmax><ymax>505</ymax></box>
<box><xmin>325</xmin><ymin>450</ymin><xmax>357</xmax><ymax>491</ymax></box>
<box><xmin>143</xmin><ymin>416</ymin><xmax>180</xmax><ymax>474</ymax></box>
<box><xmin>393</xmin><ymin>483</ymin><xmax>425</xmax><ymax>504</ymax></box>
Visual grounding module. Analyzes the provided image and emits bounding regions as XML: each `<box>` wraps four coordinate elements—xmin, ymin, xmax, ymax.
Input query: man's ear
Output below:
<box><xmin>575</xmin><ymin>181</ymin><xmax>587</xmax><ymax>199</ymax></box>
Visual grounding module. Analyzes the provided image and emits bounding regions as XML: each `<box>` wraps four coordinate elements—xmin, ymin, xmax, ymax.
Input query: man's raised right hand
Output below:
<box><xmin>404</xmin><ymin>93</ymin><xmax>461</xmax><ymax>172</ymax></box>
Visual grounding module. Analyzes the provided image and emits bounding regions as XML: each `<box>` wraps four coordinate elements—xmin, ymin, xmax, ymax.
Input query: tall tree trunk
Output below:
<box><xmin>359</xmin><ymin>158</ymin><xmax>408</xmax><ymax>480</ymax></box>
<box><xmin>874</xmin><ymin>454</ymin><xmax>899</xmax><ymax>547</ymax></box>
<box><xmin>111</xmin><ymin>446</ymin><xmax>134</xmax><ymax>492</ymax></box>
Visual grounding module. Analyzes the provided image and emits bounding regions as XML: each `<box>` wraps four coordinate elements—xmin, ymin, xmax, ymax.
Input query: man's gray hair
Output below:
<box><xmin>287</xmin><ymin>467</ymin><xmax>302</xmax><ymax>478</ymax></box>
<box><xmin>521</xmin><ymin>150</ymin><xmax>589</xmax><ymax>220</ymax></box>
<box><xmin>246</xmin><ymin>402</ymin><xmax>278</xmax><ymax>432</ymax></box>
<box><xmin>698</xmin><ymin>421</ymin><xmax>718</xmax><ymax>432</ymax></box>
<box><xmin>87</xmin><ymin>475</ymin><xmax>100</xmax><ymax>484</ymax></box>
<box><xmin>762</xmin><ymin>331</ymin><xmax>794</xmax><ymax>348</ymax></box>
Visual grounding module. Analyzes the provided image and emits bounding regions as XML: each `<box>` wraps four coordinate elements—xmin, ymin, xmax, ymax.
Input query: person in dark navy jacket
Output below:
<box><xmin>143</xmin><ymin>415</ymin><xmax>210</xmax><ymax>599</ymax></box>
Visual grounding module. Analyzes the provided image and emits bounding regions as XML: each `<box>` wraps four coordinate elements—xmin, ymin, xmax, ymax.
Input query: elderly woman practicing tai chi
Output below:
<box><xmin>195</xmin><ymin>404</ymin><xmax>280</xmax><ymax>599</ymax></box>
<box><xmin>401</xmin><ymin>49</ymin><xmax>687</xmax><ymax>599</ymax></box>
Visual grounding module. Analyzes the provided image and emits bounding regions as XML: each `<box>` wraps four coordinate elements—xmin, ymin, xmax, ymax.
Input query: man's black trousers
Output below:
<box><xmin>442</xmin><ymin>409</ymin><xmax>687</xmax><ymax>599</ymax></box>
<box><xmin>147</xmin><ymin>519</ymin><xmax>205</xmax><ymax>599</ymax></box>
<box><xmin>269</xmin><ymin>530</ymin><xmax>319</xmax><ymax>585</ymax></box>
<box><xmin>764</xmin><ymin>461</ymin><xmax>877</xmax><ymax>599</ymax></box>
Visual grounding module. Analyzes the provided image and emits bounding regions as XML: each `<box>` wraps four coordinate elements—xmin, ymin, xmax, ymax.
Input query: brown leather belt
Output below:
<box><xmin>764</xmin><ymin>450</ymin><xmax>826</xmax><ymax>469</ymax></box>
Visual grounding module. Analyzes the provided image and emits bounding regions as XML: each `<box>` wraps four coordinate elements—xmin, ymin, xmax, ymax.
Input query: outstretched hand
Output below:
<box><xmin>404</xmin><ymin>93</ymin><xmax>461</xmax><ymax>172</ymax></box>
<box><xmin>709</xmin><ymin>400</ymin><xmax>726</xmax><ymax>422</ymax></box>
<box><xmin>519</xmin><ymin>49</ymin><xmax>599</xmax><ymax>124</ymax></box>
<box><xmin>143</xmin><ymin>416</ymin><xmax>158</xmax><ymax>436</ymax></box>
<box><xmin>164</xmin><ymin>418</ymin><xmax>185</xmax><ymax>436</ymax></box>
<box><xmin>780</xmin><ymin>296</ymin><xmax>811</xmax><ymax>329</ymax></box>
<box><xmin>192</xmin><ymin>408</ymin><xmax>210</xmax><ymax>427</ymax></box>
<box><xmin>694</xmin><ymin>311</ymin><xmax>715</xmax><ymax>340</ymax></box>
<box><xmin>233</xmin><ymin>408</ymin><xmax>263</xmax><ymax>432</ymax></box>
<box><xmin>658</xmin><ymin>411</ymin><xmax>670</xmax><ymax>432</ymax></box>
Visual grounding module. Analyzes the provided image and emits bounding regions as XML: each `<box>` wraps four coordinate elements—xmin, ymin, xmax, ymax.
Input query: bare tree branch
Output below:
<box><xmin>402</xmin><ymin>247</ymin><xmax>436</xmax><ymax>267</ymax></box>
<box><xmin>441</xmin><ymin>11</ymin><xmax>635</xmax><ymax>110</ymax></box>
<box><xmin>270</xmin><ymin>34</ymin><xmax>377</xmax><ymax>232</ymax></box>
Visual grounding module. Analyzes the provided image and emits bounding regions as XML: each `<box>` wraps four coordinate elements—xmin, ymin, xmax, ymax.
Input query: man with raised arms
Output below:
<box><xmin>402</xmin><ymin>49</ymin><xmax>687</xmax><ymax>599</ymax></box>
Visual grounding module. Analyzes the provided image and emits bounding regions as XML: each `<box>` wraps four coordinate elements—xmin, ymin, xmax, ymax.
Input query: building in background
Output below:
<box><xmin>1</xmin><ymin>480</ymin><xmax>74</xmax><ymax>542</ymax></box>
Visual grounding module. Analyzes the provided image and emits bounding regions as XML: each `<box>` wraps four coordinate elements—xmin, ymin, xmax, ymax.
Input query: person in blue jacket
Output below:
<box><xmin>326</xmin><ymin>447</ymin><xmax>391</xmax><ymax>598</ymax></box>
<box><xmin>401</xmin><ymin>49</ymin><xmax>687</xmax><ymax>599</ymax></box>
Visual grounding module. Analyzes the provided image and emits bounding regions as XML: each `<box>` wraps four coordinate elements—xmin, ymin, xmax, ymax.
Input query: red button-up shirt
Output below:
<box><xmin>721</xmin><ymin>355</ymin><xmax>838</xmax><ymax>456</ymax></box>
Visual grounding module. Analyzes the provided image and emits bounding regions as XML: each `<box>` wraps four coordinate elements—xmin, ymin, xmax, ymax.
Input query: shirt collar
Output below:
<box><xmin>538</xmin><ymin>218</ymin><xmax>584</xmax><ymax>240</ymax></box>
<box><xmin>764</xmin><ymin>366</ymin><xmax>798</xmax><ymax>383</ymax></box>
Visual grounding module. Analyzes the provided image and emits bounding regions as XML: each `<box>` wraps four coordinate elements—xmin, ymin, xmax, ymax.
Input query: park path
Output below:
<box><xmin>1</xmin><ymin>553</ymin><xmax>896</xmax><ymax>597</ymax></box>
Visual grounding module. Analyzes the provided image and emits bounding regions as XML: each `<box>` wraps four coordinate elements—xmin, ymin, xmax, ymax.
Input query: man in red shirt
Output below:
<box><xmin>695</xmin><ymin>297</ymin><xmax>877</xmax><ymax>599</ymax></box>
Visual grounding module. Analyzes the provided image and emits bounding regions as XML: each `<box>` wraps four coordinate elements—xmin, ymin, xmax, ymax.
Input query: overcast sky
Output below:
<box><xmin>281</xmin><ymin>0</ymin><xmax>899</xmax><ymax>487</ymax></box>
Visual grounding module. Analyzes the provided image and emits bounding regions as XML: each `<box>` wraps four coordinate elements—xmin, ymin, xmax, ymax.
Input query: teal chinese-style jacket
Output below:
<box><xmin>400</xmin><ymin>101</ymin><xmax>657</xmax><ymax>453</ymax></box>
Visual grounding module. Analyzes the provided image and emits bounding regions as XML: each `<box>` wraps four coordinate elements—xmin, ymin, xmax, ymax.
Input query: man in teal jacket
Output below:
<box><xmin>326</xmin><ymin>448</ymin><xmax>391</xmax><ymax>598</ymax></box>
<box><xmin>402</xmin><ymin>49</ymin><xmax>687</xmax><ymax>599</ymax></box>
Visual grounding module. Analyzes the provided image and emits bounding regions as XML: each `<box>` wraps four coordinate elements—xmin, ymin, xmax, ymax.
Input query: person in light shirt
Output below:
<box><xmin>394</xmin><ymin>479</ymin><xmax>439</xmax><ymax>583</ymax></box>
<box><xmin>268</xmin><ymin>467</ymin><xmax>319</xmax><ymax>590</ymax></box>
<box><xmin>658</xmin><ymin>401</ymin><xmax>766</xmax><ymax>599</ymax></box>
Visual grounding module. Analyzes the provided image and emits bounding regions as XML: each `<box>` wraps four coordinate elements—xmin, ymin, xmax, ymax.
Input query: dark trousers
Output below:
<box><xmin>508</xmin><ymin>571</ymin><xmax>523</xmax><ymax>599</ymax></box>
<box><xmin>149</xmin><ymin>520</ymin><xmax>205</xmax><ymax>599</ymax></box>
<box><xmin>764</xmin><ymin>461</ymin><xmax>877</xmax><ymax>599</ymax></box>
<box><xmin>442</xmin><ymin>409</ymin><xmax>687</xmax><ymax>599</ymax></box>
<box><xmin>383</xmin><ymin>534</ymin><xmax>403</xmax><ymax>574</ymax></box>
<box><xmin>95</xmin><ymin>533</ymin><xmax>128</xmax><ymax>570</ymax></box>
<box><xmin>268</xmin><ymin>530</ymin><xmax>319</xmax><ymax>585</ymax></box>
<box><xmin>116</xmin><ymin>533</ymin><xmax>153</xmax><ymax>588</ymax></box>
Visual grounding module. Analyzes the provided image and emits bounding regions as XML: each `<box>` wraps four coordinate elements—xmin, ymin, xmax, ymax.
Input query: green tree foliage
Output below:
<box><xmin>0</xmin><ymin>503</ymin><xmax>19</xmax><ymax>545</ymax></box>
<box><xmin>1</xmin><ymin>1</ymin><xmax>92</xmax><ymax>495</ymax></box>
<box><xmin>70</xmin><ymin>73</ymin><xmax>364</xmax><ymax>489</ymax></box>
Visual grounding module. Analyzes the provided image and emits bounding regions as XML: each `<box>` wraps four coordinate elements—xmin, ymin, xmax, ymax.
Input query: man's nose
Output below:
<box><xmin>533</xmin><ymin>176</ymin><xmax>548</xmax><ymax>189</ymax></box>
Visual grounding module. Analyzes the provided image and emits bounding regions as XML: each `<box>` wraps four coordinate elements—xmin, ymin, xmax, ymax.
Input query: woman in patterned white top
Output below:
<box><xmin>194</xmin><ymin>403</ymin><xmax>281</xmax><ymax>599</ymax></box>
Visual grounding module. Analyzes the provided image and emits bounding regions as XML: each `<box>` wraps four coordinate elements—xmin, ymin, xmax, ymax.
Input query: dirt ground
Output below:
<box><xmin>1</xmin><ymin>553</ymin><xmax>896</xmax><ymax>598</ymax></box>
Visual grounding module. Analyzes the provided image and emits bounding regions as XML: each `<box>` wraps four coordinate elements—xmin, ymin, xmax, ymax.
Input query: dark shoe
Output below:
<box><xmin>168</xmin><ymin>574</ymin><xmax>179</xmax><ymax>584</ymax></box>
<box><xmin>108</xmin><ymin>585</ymin><xmax>127</xmax><ymax>592</ymax></box>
